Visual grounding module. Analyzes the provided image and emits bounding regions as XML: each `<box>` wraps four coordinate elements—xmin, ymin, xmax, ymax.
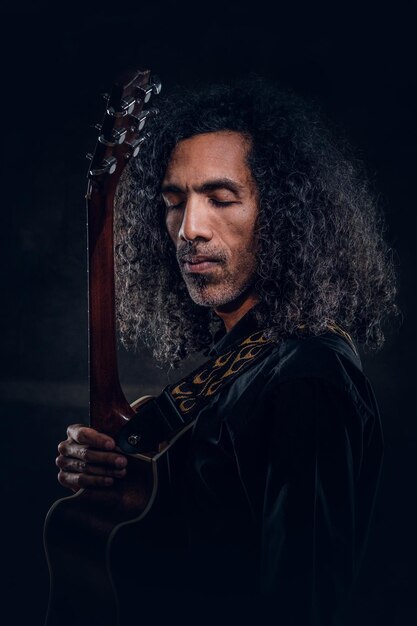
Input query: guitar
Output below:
<box><xmin>43</xmin><ymin>68</ymin><xmax>190</xmax><ymax>626</ymax></box>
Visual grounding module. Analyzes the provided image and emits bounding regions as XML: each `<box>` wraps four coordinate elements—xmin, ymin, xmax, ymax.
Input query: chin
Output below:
<box><xmin>188</xmin><ymin>291</ymin><xmax>229</xmax><ymax>308</ymax></box>
<box><xmin>185</xmin><ymin>285</ymin><xmax>227</xmax><ymax>307</ymax></box>
<box><xmin>186</xmin><ymin>283</ymin><xmax>251</xmax><ymax>309</ymax></box>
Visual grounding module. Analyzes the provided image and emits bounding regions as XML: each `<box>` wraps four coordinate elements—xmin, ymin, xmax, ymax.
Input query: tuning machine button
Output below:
<box><xmin>126</xmin><ymin>132</ymin><xmax>151</xmax><ymax>158</ymax></box>
<box><xmin>130</xmin><ymin>110</ymin><xmax>148</xmax><ymax>131</ymax></box>
<box><xmin>99</xmin><ymin>128</ymin><xmax>127</xmax><ymax>147</ymax></box>
<box><xmin>89</xmin><ymin>156</ymin><xmax>117</xmax><ymax>177</ymax></box>
<box><xmin>130</xmin><ymin>107</ymin><xmax>159</xmax><ymax>130</ymax></box>
<box><xmin>140</xmin><ymin>75</ymin><xmax>162</xmax><ymax>103</ymax></box>
<box><xmin>107</xmin><ymin>96</ymin><xmax>136</xmax><ymax>118</ymax></box>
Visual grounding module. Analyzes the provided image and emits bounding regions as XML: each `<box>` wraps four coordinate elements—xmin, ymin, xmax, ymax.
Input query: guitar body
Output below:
<box><xmin>44</xmin><ymin>424</ymin><xmax>191</xmax><ymax>626</ymax></box>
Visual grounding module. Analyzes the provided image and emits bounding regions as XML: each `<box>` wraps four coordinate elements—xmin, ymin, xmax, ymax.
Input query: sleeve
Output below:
<box><xmin>260</xmin><ymin>376</ymin><xmax>373</xmax><ymax>626</ymax></box>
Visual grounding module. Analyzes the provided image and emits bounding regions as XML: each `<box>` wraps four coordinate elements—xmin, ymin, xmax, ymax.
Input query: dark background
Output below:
<box><xmin>0</xmin><ymin>5</ymin><xmax>415</xmax><ymax>625</ymax></box>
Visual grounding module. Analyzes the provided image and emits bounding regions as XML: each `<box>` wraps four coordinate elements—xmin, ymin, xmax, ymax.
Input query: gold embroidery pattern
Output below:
<box><xmin>169</xmin><ymin>330</ymin><xmax>273</xmax><ymax>416</ymax></box>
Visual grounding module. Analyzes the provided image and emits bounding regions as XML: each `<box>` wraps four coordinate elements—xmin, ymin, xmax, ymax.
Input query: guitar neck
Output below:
<box><xmin>84</xmin><ymin>68</ymin><xmax>160</xmax><ymax>436</ymax></box>
<box><xmin>87</xmin><ymin>183</ymin><xmax>134</xmax><ymax>436</ymax></box>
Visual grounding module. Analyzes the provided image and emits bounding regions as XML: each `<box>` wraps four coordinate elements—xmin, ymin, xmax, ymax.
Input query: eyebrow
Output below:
<box><xmin>161</xmin><ymin>178</ymin><xmax>245</xmax><ymax>196</ymax></box>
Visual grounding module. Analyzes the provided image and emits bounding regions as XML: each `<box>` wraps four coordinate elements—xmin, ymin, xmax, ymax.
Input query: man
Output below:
<box><xmin>56</xmin><ymin>79</ymin><xmax>397</xmax><ymax>624</ymax></box>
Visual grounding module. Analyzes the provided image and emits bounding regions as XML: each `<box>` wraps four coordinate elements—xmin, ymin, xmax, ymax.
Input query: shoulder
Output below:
<box><xmin>263</xmin><ymin>332</ymin><xmax>377</xmax><ymax>420</ymax></box>
<box><xmin>267</xmin><ymin>332</ymin><xmax>359</xmax><ymax>387</ymax></box>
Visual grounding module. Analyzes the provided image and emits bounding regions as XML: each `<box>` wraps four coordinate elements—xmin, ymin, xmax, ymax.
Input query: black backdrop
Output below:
<box><xmin>1</xmin><ymin>5</ymin><xmax>416</xmax><ymax>625</ymax></box>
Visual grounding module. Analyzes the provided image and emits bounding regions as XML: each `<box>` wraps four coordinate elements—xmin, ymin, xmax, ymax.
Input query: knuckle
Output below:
<box><xmin>79</xmin><ymin>447</ymin><xmax>88</xmax><ymax>460</ymax></box>
<box><xmin>76</xmin><ymin>426</ymin><xmax>86</xmax><ymax>439</ymax></box>
<box><xmin>67</xmin><ymin>423</ymin><xmax>83</xmax><ymax>440</ymax></box>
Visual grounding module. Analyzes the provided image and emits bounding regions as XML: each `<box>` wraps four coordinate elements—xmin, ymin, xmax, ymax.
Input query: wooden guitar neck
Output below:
<box><xmin>85</xmin><ymin>68</ymin><xmax>161</xmax><ymax>436</ymax></box>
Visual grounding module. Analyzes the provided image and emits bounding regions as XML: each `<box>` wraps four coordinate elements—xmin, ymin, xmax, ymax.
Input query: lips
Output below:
<box><xmin>182</xmin><ymin>255</ymin><xmax>219</xmax><ymax>264</ymax></box>
<box><xmin>181</xmin><ymin>255</ymin><xmax>221</xmax><ymax>273</ymax></box>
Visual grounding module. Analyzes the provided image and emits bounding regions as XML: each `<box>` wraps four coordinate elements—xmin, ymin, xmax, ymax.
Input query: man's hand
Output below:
<box><xmin>56</xmin><ymin>424</ymin><xmax>128</xmax><ymax>492</ymax></box>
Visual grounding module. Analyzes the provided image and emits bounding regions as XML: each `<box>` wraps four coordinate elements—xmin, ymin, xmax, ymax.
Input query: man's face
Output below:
<box><xmin>162</xmin><ymin>131</ymin><xmax>259</xmax><ymax>309</ymax></box>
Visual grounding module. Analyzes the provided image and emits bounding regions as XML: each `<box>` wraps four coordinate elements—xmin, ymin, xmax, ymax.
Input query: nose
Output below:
<box><xmin>178</xmin><ymin>196</ymin><xmax>213</xmax><ymax>243</ymax></box>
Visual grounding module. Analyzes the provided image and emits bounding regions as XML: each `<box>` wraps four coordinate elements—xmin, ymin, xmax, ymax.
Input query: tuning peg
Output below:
<box><xmin>90</xmin><ymin>123</ymin><xmax>102</xmax><ymax>130</ymax></box>
<box><xmin>130</xmin><ymin>107</ymin><xmax>159</xmax><ymax>131</ymax></box>
<box><xmin>101</xmin><ymin>93</ymin><xmax>109</xmax><ymax>100</ymax></box>
<box><xmin>86</xmin><ymin>152</ymin><xmax>93</xmax><ymax>160</ymax></box>
<box><xmin>141</xmin><ymin>76</ymin><xmax>162</xmax><ymax>104</ymax></box>
<box><xmin>89</xmin><ymin>156</ymin><xmax>117</xmax><ymax>177</ymax></box>
<box><xmin>99</xmin><ymin>128</ymin><xmax>127</xmax><ymax>147</ymax></box>
<box><xmin>126</xmin><ymin>132</ymin><xmax>150</xmax><ymax>157</ymax></box>
<box><xmin>107</xmin><ymin>96</ymin><xmax>136</xmax><ymax>118</ymax></box>
<box><xmin>130</xmin><ymin>110</ymin><xmax>146</xmax><ymax>130</ymax></box>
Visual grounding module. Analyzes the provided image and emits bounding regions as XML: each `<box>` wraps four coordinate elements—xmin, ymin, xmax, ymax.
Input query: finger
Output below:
<box><xmin>58</xmin><ymin>470</ymin><xmax>114</xmax><ymax>490</ymax></box>
<box><xmin>56</xmin><ymin>456</ymin><xmax>127</xmax><ymax>478</ymax></box>
<box><xmin>66</xmin><ymin>424</ymin><xmax>116</xmax><ymax>450</ymax></box>
<box><xmin>57</xmin><ymin>442</ymin><xmax>127</xmax><ymax>468</ymax></box>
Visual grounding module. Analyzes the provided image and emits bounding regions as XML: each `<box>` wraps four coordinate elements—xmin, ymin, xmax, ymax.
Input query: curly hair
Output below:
<box><xmin>115</xmin><ymin>77</ymin><xmax>398</xmax><ymax>366</ymax></box>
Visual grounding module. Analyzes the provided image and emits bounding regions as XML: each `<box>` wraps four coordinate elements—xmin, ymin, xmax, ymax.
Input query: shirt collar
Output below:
<box><xmin>209</xmin><ymin>307</ymin><xmax>261</xmax><ymax>356</ymax></box>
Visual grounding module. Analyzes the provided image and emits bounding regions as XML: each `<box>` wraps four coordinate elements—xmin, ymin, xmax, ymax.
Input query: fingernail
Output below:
<box><xmin>105</xmin><ymin>440</ymin><xmax>114</xmax><ymax>450</ymax></box>
<box><xmin>115</xmin><ymin>457</ymin><xmax>127</xmax><ymax>468</ymax></box>
<box><xmin>104</xmin><ymin>477</ymin><xmax>113</xmax><ymax>485</ymax></box>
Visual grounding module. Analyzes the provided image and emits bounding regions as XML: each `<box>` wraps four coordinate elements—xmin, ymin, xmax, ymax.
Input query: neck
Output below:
<box><xmin>214</xmin><ymin>290</ymin><xmax>259</xmax><ymax>332</ymax></box>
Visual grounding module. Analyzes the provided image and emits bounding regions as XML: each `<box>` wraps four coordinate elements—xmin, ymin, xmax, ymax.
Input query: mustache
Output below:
<box><xmin>176</xmin><ymin>243</ymin><xmax>227</xmax><ymax>264</ymax></box>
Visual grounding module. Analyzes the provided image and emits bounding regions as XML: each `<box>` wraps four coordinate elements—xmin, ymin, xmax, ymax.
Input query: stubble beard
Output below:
<box><xmin>178</xmin><ymin>251</ymin><xmax>258</xmax><ymax>308</ymax></box>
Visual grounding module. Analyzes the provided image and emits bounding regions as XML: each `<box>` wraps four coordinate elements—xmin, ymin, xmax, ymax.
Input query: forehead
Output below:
<box><xmin>163</xmin><ymin>131</ymin><xmax>252</xmax><ymax>185</ymax></box>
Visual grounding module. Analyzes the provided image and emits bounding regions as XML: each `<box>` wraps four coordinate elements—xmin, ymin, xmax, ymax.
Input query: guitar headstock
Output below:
<box><xmin>86</xmin><ymin>68</ymin><xmax>161</xmax><ymax>188</ymax></box>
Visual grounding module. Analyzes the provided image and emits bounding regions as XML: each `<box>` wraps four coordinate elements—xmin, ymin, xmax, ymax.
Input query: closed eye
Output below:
<box><xmin>166</xmin><ymin>201</ymin><xmax>185</xmax><ymax>210</ymax></box>
<box><xmin>166</xmin><ymin>199</ymin><xmax>235</xmax><ymax>210</ymax></box>
<box><xmin>210</xmin><ymin>199</ymin><xmax>235</xmax><ymax>207</ymax></box>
